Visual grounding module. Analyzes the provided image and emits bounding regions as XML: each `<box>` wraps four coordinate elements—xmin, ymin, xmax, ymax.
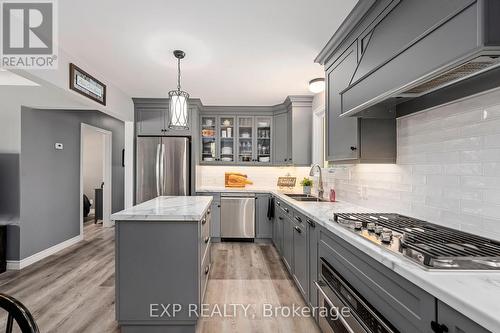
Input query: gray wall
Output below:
<box><xmin>19</xmin><ymin>107</ymin><xmax>125</xmax><ymax>260</ymax></box>
<box><xmin>0</xmin><ymin>153</ymin><xmax>20</xmax><ymax>260</ymax></box>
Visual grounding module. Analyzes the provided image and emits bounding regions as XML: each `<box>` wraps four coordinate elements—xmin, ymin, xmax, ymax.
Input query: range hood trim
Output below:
<box><xmin>339</xmin><ymin>49</ymin><xmax>500</xmax><ymax>118</ymax></box>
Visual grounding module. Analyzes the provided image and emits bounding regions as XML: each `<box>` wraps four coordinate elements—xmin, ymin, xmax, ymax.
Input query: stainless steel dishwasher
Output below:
<box><xmin>220</xmin><ymin>193</ymin><xmax>255</xmax><ymax>239</ymax></box>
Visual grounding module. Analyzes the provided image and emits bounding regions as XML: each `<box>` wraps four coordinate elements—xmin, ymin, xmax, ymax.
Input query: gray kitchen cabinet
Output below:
<box><xmin>325</xmin><ymin>42</ymin><xmax>396</xmax><ymax>163</ymax></box>
<box><xmin>256</xmin><ymin>194</ymin><xmax>272</xmax><ymax>239</ymax></box>
<box><xmin>200</xmin><ymin>114</ymin><xmax>272</xmax><ymax>165</ymax></box>
<box><xmin>282</xmin><ymin>214</ymin><xmax>294</xmax><ymax>273</ymax></box>
<box><xmin>272</xmin><ymin>111</ymin><xmax>289</xmax><ymax>164</ymax></box>
<box><xmin>292</xmin><ymin>213</ymin><xmax>308</xmax><ymax>300</ymax></box>
<box><xmin>436</xmin><ymin>300</ymin><xmax>490</xmax><ymax>333</ymax></box>
<box><xmin>273</xmin><ymin>209</ymin><xmax>284</xmax><ymax>255</ymax></box>
<box><xmin>115</xmin><ymin>209</ymin><xmax>211</xmax><ymax>333</ymax></box>
<box><xmin>136</xmin><ymin>108</ymin><xmax>166</xmax><ymax>135</ymax></box>
<box><xmin>326</xmin><ymin>43</ymin><xmax>360</xmax><ymax>162</ymax></box>
<box><xmin>134</xmin><ymin>98</ymin><xmax>193</xmax><ymax>136</ymax></box>
<box><xmin>318</xmin><ymin>227</ymin><xmax>435</xmax><ymax>333</ymax></box>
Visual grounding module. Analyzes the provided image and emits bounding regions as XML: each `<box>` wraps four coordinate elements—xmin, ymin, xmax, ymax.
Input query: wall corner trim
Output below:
<box><xmin>6</xmin><ymin>234</ymin><xmax>83</xmax><ymax>270</ymax></box>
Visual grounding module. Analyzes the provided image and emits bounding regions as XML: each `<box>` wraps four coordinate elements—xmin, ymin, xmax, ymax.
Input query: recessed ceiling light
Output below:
<box><xmin>308</xmin><ymin>78</ymin><xmax>325</xmax><ymax>93</ymax></box>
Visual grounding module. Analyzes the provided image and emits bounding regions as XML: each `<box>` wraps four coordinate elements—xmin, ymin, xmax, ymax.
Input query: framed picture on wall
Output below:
<box><xmin>69</xmin><ymin>63</ymin><xmax>107</xmax><ymax>105</ymax></box>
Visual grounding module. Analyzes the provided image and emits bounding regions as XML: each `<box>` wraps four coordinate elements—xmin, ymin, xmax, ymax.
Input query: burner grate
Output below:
<box><xmin>334</xmin><ymin>213</ymin><xmax>500</xmax><ymax>260</ymax></box>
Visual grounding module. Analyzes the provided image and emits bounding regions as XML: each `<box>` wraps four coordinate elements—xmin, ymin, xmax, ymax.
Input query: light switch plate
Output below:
<box><xmin>55</xmin><ymin>143</ymin><xmax>64</xmax><ymax>150</ymax></box>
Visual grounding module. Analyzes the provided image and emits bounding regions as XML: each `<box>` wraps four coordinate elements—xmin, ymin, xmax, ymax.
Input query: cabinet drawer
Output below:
<box><xmin>319</xmin><ymin>229</ymin><xmax>435</xmax><ymax>333</ymax></box>
<box><xmin>275</xmin><ymin>198</ymin><xmax>292</xmax><ymax>217</ymax></box>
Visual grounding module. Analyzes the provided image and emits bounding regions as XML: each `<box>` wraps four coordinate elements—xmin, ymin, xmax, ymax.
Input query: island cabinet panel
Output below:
<box><xmin>436</xmin><ymin>300</ymin><xmax>490</xmax><ymax>333</ymax></box>
<box><xmin>196</xmin><ymin>192</ymin><xmax>221</xmax><ymax>240</ymax></box>
<box><xmin>318</xmin><ymin>227</ymin><xmax>435</xmax><ymax>333</ymax></box>
<box><xmin>116</xmin><ymin>212</ymin><xmax>211</xmax><ymax>333</ymax></box>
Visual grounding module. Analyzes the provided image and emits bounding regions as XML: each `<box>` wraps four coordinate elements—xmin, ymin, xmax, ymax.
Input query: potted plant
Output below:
<box><xmin>300</xmin><ymin>177</ymin><xmax>313</xmax><ymax>195</ymax></box>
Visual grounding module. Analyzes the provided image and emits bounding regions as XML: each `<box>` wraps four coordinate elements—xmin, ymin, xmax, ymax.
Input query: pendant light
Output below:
<box><xmin>168</xmin><ymin>50</ymin><xmax>189</xmax><ymax>130</ymax></box>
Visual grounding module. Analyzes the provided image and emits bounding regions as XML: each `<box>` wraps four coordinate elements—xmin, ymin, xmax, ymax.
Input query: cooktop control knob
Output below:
<box><xmin>381</xmin><ymin>228</ymin><xmax>393</xmax><ymax>243</ymax></box>
<box><xmin>354</xmin><ymin>221</ymin><xmax>363</xmax><ymax>230</ymax></box>
<box><xmin>374</xmin><ymin>225</ymin><xmax>384</xmax><ymax>234</ymax></box>
<box><xmin>367</xmin><ymin>222</ymin><xmax>376</xmax><ymax>231</ymax></box>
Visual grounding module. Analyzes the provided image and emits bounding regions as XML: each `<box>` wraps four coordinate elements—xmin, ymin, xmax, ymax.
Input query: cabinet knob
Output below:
<box><xmin>217</xmin><ymin>204</ymin><xmax>221</xmax><ymax>208</ymax></box>
<box><xmin>294</xmin><ymin>216</ymin><xmax>302</xmax><ymax>223</ymax></box>
<box><xmin>201</xmin><ymin>218</ymin><xmax>207</xmax><ymax>225</ymax></box>
<box><xmin>350</xmin><ymin>146</ymin><xmax>357</xmax><ymax>151</ymax></box>
<box><xmin>284</xmin><ymin>158</ymin><xmax>287</xmax><ymax>162</ymax></box>
<box><xmin>278</xmin><ymin>216</ymin><xmax>283</xmax><ymax>220</ymax></box>
<box><xmin>207</xmin><ymin>209</ymin><xmax>211</xmax><ymax>215</ymax></box>
<box><xmin>307</xmin><ymin>219</ymin><xmax>316</xmax><ymax>228</ymax></box>
<box><xmin>294</xmin><ymin>226</ymin><xmax>302</xmax><ymax>234</ymax></box>
<box><xmin>283</xmin><ymin>207</ymin><xmax>289</xmax><ymax>213</ymax></box>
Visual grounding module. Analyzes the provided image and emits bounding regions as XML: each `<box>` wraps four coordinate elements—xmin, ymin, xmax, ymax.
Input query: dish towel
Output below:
<box><xmin>267</xmin><ymin>196</ymin><xmax>275</xmax><ymax>220</ymax></box>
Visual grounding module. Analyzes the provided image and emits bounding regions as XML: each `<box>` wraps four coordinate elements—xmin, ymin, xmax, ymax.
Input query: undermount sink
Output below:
<box><xmin>284</xmin><ymin>193</ymin><xmax>328</xmax><ymax>202</ymax></box>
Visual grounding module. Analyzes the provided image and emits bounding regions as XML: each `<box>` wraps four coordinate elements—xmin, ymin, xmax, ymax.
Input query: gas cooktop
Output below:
<box><xmin>333</xmin><ymin>213</ymin><xmax>500</xmax><ymax>270</ymax></box>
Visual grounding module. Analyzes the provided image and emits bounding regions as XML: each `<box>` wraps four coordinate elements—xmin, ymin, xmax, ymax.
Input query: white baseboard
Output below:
<box><xmin>6</xmin><ymin>234</ymin><xmax>83</xmax><ymax>270</ymax></box>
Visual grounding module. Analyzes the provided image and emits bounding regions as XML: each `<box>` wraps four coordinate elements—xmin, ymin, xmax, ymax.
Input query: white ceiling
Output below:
<box><xmin>59</xmin><ymin>0</ymin><xmax>357</xmax><ymax>105</ymax></box>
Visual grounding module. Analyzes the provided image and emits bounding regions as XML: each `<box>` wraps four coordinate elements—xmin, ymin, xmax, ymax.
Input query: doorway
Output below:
<box><xmin>80</xmin><ymin>123</ymin><xmax>113</xmax><ymax>235</ymax></box>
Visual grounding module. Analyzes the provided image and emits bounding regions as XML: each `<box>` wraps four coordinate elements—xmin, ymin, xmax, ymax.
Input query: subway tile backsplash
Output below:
<box><xmin>319</xmin><ymin>88</ymin><xmax>500</xmax><ymax>241</ymax></box>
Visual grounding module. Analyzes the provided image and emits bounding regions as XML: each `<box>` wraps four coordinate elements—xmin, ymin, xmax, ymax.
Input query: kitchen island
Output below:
<box><xmin>111</xmin><ymin>196</ymin><xmax>212</xmax><ymax>333</ymax></box>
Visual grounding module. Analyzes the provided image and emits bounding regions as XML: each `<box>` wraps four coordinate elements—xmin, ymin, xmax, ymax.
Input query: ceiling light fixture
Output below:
<box><xmin>168</xmin><ymin>50</ymin><xmax>189</xmax><ymax>130</ymax></box>
<box><xmin>308</xmin><ymin>78</ymin><xmax>325</xmax><ymax>93</ymax></box>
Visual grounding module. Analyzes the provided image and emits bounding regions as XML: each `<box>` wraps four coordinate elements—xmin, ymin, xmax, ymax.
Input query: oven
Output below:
<box><xmin>315</xmin><ymin>258</ymin><xmax>396</xmax><ymax>333</ymax></box>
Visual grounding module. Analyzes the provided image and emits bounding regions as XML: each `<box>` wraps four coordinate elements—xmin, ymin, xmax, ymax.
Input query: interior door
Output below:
<box><xmin>136</xmin><ymin>136</ymin><xmax>162</xmax><ymax>204</ymax></box>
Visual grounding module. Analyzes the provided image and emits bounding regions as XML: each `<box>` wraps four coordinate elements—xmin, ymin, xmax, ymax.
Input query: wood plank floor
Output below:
<box><xmin>0</xmin><ymin>225</ymin><xmax>319</xmax><ymax>333</ymax></box>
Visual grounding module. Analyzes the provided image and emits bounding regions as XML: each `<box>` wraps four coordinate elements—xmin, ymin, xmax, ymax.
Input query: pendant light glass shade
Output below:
<box><xmin>168</xmin><ymin>50</ymin><xmax>189</xmax><ymax>130</ymax></box>
<box><xmin>168</xmin><ymin>90</ymin><xmax>189</xmax><ymax>129</ymax></box>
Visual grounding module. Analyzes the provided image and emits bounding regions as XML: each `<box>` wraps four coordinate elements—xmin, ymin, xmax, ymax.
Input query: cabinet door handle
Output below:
<box><xmin>283</xmin><ymin>207</ymin><xmax>289</xmax><ymax>213</ymax></box>
<box><xmin>204</xmin><ymin>265</ymin><xmax>210</xmax><ymax>275</ymax></box>
<box><xmin>204</xmin><ymin>237</ymin><xmax>210</xmax><ymax>244</ymax></box>
<box><xmin>294</xmin><ymin>226</ymin><xmax>302</xmax><ymax>234</ymax></box>
<box><xmin>276</xmin><ymin>201</ymin><xmax>281</xmax><ymax>206</ymax></box>
<box><xmin>294</xmin><ymin>216</ymin><xmax>302</xmax><ymax>223</ymax></box>
<box><xmin>202</xmin><ymin>218</ymin><xmax>207</xmax><ymax>225</ymax></box>
<box><xmin>278</xmin><ymin>216</ymin><xmax>283</xmax><ymax>220</ymax></box>
<box><xmin>207</xmin><ymin>209</ymin><xmax>211</xmax><ymax>215</ymax></box>
<box><xmin>350</xmin><ymin>146</ymin><xmax>357</xmax><ymax>151</ymax></box>
<box><xmin>307</xmin><ymin>219</ymin><xmax>316</xmax><ymax>228</ymax></box>
<box><xmin>430</xmin><ymin>321</ymin><xmax>448</xmax><ymax>333</ymax></box>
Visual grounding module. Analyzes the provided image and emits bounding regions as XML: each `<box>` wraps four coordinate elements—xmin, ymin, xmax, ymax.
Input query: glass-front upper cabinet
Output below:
<box><xmin>219</xmin><ymin>116</ymin><xmax>235</xmax><ymax>162</ymax></box>
<box><xmin>256</xmin><ymin>116</ymin><xmax>272</xmax><ymax>163</ymax></box>
<box><xmin>200</xmin><ymin>116</ymin><xmax>217</xmax><ymax>162</ymax></box>
<box><xmin>237</xmin><ymin>116</ymin><xmax>254</xmax><ymax>163</ymax></box>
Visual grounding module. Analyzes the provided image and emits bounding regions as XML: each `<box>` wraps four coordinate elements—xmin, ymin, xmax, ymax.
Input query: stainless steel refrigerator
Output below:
<box><xmin>136</xmin><ymin>137</ymin><xmax>190</xmax><ymax>204</ymax></box>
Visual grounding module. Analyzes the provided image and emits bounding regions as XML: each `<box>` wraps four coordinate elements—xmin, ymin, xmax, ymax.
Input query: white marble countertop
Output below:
<box><xmin>197</xmin><ymin>186</ymin><xmax>500</xmax><ymax>332</ymax></box>
<box><xmin>111</xmin><ymin>196</ymin><xmax>212</xmax><ymax>222</ymax></box>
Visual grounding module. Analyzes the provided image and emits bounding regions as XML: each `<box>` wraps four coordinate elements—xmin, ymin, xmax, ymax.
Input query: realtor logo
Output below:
<box><xmin>1</xmin><ymin>0</ymin><xmax>58</xmax><ymax>69</ymax></box>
